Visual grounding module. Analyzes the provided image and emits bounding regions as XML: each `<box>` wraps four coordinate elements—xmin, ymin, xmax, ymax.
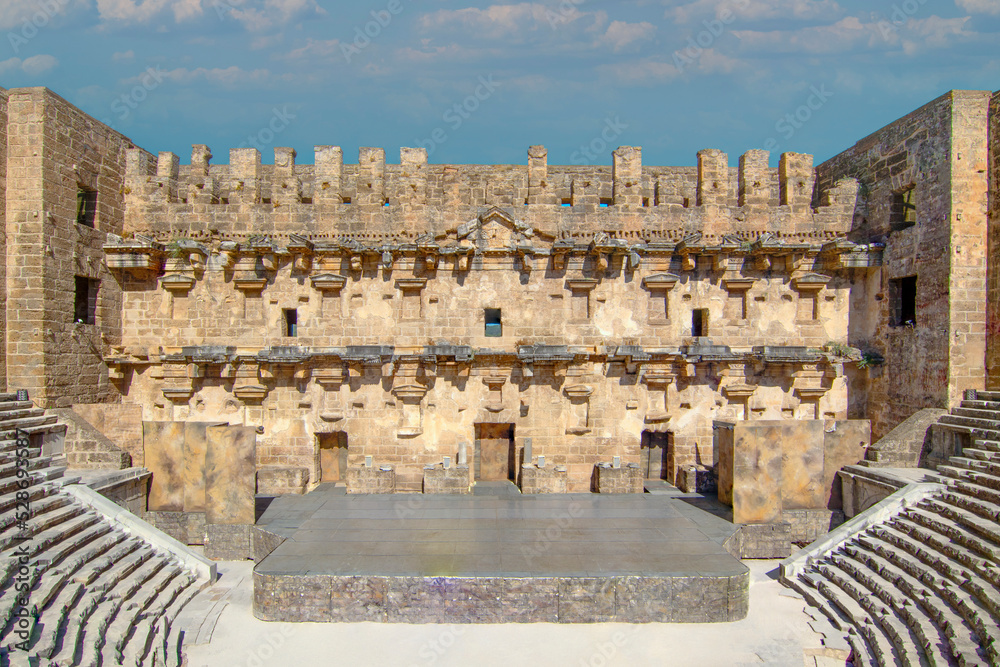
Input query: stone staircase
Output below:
<box><xmin>782</xmin><ymin>389</ymin><xmax>1000</xmax><ymax>667</ymax></box>
<box><xmin>0</xmin><ymin>392</ymin><xmax>215</xmax><ymax>666</ymax></box>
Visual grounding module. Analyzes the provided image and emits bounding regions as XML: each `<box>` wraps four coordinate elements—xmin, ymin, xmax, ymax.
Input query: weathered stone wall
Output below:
<box><xmin>71</xmin><ymin>402</ymin><xmax>143</xmax><ymax>464</ymax></box>
<box><xmin>988</xmin><ymin>90</ymin><xmax>1000</xmax><ymax>391</ymax></box>
<box><xmin>4</xmin><ymin>87</ymin><xmax>144</xmax><ymax>407</ymax></box>
<box><xmin>0</xmin><ymin>86</ymin><xmax>8</xmax><ymax>392</ymax></box>
<box><xmin>817</xmin><ymin>90</ymin><xmax>992</xmax><ymax>439</ymax></box>
<box><xmin>107</xmin><ymin>143</ymin><xmax>868</xmax><ymax>492</ymax></box>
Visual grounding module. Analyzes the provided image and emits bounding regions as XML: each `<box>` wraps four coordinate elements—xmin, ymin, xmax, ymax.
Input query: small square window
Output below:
<box><xmin>74</xmin><ymin>276</ymin><xmax>98</xmax><ymax>324</ymax></box>
<box><xmin>890</xmin><ymin>276</ymin><xmax>917</xmax><ymax>327</ymax></box>
<box><xmin>485</xmin><ymin>308</ymin><xmax>502</xmax><ymax>337</ymax></box>
<box><xmin>76</xmin><ymin>187</ymin><xmax>97</xmax><ymax>227</ymax></box>
<box><xmin>692</xmin><ymin>308</ymin><xmax>708</xmax><ymax>337</ymax></box>
<box><xmin>284</xmin><ymin>308</ymin><xmax>298</xmax><ymax>337</ymax></box>
<box><xmin>890</xmin><ymin>186</ymin><xmax>916</xmax><ymax>231</ymax></box>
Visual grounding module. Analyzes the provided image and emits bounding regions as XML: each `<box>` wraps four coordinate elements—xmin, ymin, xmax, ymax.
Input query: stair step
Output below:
<box><xmin>831</xmin><ymin>556</ymin><xmax>951</xmax><ymax>665</ymax></box>
<box><xmin>951</xmin><ymin>407</ymin><xmax>1000</xmax><ymax>422</ymax></box>
<box><xmin>0</xmin><ymin>401</ymin><xmax>34</xmax><ymax>413</ymax></box>
<box><xmin>0</xmin><ymin>414</ymin><xmax>58</xmax><ymax>435</ymax></box>
<box><xmin>974</xmin><ymin>390</ymin><xmax>1000</xmax><ymax>402</ymax></box>
<box><xmin>21</xmin><ymin>579</ymin><xmax>85</xmax><ymax>657</ymax></box>
<box><xmin>76</xmin><ymin>554</ymin><xmax>171</xmax><ymax>666</ymax></box>
<box><xmin>907</xmin><ymin>506</ymin><xmax>1000</xmax><ymax>563</ymax></box>
<box><xmin>893</xmin><ymin>517</ymin><xmax>1000</xmax><ymax>592</ymax></box>
<box><xmin>962</xmin><ymin>448</ymin><xmax>1000</xmax><ymax>462</ymax></box>
<box><xmin>30</xmin><ymin>523</ymin><xmax>115</xmax><ymax>612</ymax></box>
<box><xmin>820</xmin><ymin>557</ymin><xmax>938</xmax><ymax>667</ymax></box>
<box><xmin>811</xmin><ymin>570</ymin><xmax>902</xmax><ymax>667</ymax></box>
<box><xmin>848</xmin><ymin>539</ymin><xmax>985</xmax><ymax>665</ymax></box>
<box><xmin>961</xmin><ymin>399</ymin><xmax>1000</xmax><ymax>411</ymax></box>
<box><xmin>72</xmin><ymin>538</ymin><xmax>145</xmax><ymax>586</ymax></box>
<box><xmin>939</xmin><ymin>465</ymin><xmax>1000</xmax><ymax>493</ymax></box>
<box><xmin>938</xmin><ymin>490</ymin><xmax>1000</xmax><ymax>522</ymax></box>
<box><xmin>104</xmin><ymin>561</ymin><xmax>181</xmax><ymax>665</ymax></box>
<box><xmin>921</xmin><ymin>498</ymin><xmax>1000</xmax><ymax>545</ymax></box>
<box><xmin>0</xmin><ymin>407</ymin><xmax>46</xmax><ymax>423</ymax></box>
<box><xmin>973</xmin><ymin>439</ymin><xmax>1000</xmax><ymax>453</ymax></box>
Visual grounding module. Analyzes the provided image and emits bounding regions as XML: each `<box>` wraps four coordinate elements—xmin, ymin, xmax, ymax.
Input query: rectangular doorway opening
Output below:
<box><xmin>317</xmin><ymin>432</ymin><xmax>348</xmax><ymax>483</ymax></box>
<box><xmin>474</xmin><ymin>423</ymin><xmax>515</xmax><ymax>482</ymax></box>
<box><xmin>641</xmin><ymin>431</ymin><xmax>671</xmax><ymax>481</ymax></box>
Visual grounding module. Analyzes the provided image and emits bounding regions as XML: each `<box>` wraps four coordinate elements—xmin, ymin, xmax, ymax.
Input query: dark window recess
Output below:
<box><xmin>890</xmin><ymin>187</ymin><xmax>916</xmax><ymax>231</ymax></box>
<box><xmin>561</xmin><ymin>199</ymin><xmax>572</xmax><ymax>207</ymax></box>
<box><xmin>890</xmin><ymin>276</ymin><xmax>917</xmax><ymax>327</ymax></box>
<box><xmin>485</xmin><ymin>308</ymin><xmax>502</xmax><ymax>337</ymax></box>
<box><xmin>692</xmin><ymin>308</ymin><xmax>708</xmax><ymax>337</ymax></box>
<box><xmin>76</xmin><ymin>188</ymin><xmax>97</xmax><ymax>227</ymax></box>
<box><xmin>74</xmin><ymin>276</ymin><xmax>98</xmax><ymax>324</ymax></box>
<box><xmin>284</xmin><ymin>309</ymin><xmax>298</xmax><ymax>337</ymax></box>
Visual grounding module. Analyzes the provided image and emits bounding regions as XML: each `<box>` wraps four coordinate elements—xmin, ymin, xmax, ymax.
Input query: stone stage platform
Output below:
<box><xmin>252</xmin><ymin>487</ymin><xmax>748</xmax><ymax>624</ymax></box>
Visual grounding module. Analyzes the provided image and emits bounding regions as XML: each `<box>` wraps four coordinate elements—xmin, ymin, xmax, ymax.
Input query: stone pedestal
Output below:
<box><xmin>520</xmin><ymin>464</ymin><xmax>567</xmax><ymax>494</ymax></box>
<box><xmin>677</xmin><ymin>464</ymin><xmax>717</xmax><ymax>494</ymax></box>
<box><xmin>423</xmin><ymin>464</ymin><xmax>471</xmax><ymax>494</ymax></box>
<box><xmin>595</xmin><ymin>463</ymin><xmax>643</xmax><ymax>493</ymax></box>
<box><xmin>256</xmin><ymin>466</ymin><xmax>309</xmax><ymax>495</ymax></box>
<box><xmin>347</xmin><ymin>465</ymin><xmax>396</xmax><ymax>494</ymax></box>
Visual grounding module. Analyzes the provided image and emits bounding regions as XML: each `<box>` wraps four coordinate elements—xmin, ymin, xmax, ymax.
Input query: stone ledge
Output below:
<box><xmin>252</xmin><ymin>570</ymin><xmax>749</xmax><ymax>624</ymax></box>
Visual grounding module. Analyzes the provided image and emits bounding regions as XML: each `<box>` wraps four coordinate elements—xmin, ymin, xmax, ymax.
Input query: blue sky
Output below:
<box><xmin>1</xmin><ymin>0</ymin><xmax>998</xmax><ymax>167</ymax></box>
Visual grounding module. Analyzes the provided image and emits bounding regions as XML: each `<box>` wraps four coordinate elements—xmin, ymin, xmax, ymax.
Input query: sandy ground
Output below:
<box><xmin>183</xmin><ymin>559</ymin><xmax>849</xmax><ymax>667</ymax></box>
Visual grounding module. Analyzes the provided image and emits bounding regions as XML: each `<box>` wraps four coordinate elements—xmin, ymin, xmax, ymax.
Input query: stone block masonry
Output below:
<box><xmin>817</xmin><ymin>90</ymin><xmax>992</xmax><ymax>439</ymax></box>
<box><xmin>104</xmin><ymin>141</ymin><xmax>876</xmax><ymax>493</ymax></box>
<box><xmin>988</xmin><ymin>91</ymin><xmax>1000</xmax><ymax>391</ymax></box>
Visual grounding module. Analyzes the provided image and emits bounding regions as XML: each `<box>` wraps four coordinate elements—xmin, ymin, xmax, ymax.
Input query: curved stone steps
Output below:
<box><xmin>0</xmin><ymin>503</ymin><xmax>87</xmax><ymax>554</ymax></box>
<box><xmin>159</xmin><ymin>577</ymin><xmax>211</xmax><ymax>667</ymax></box>
<box><xmin>938</xmin><ymin>467</ymin><xmax>1000</xmax><ymax>496</ymax></box>
<box><xmin>0</xmin><ymin>481</ymin><xmax>59</xmax><ymax>517</ymax></box>
<box><xmin>820</xmin><ymin>554</ymin><xmax>940</xmax><ymax>667</ymax></box>
<box><xmin>920</xmin><ymin>498</ymin><xmax>1000</xmax><ymax>547</ymax></box>
<box><xmin>949</xmin><ymin>457</ymin><xmax>1000</xmax><ymax>478</ymax></box>
<box><xmin>905</xmin><ymin>508</ymin><xmax>1000</xmax><ymax>563</ymax></box>
<box><xmin>890</xmin><ymin>518</ymin><xmax>1000</xmax><ymax>597</ymax></box>
<box><xmin>0</xmin><ymin>493</ymin><xmax>69</xmax><ymax>534</ymax></box>
<box><xmin>963</xmin><ymin>448</ymin><xmax>1000</xmax><ymax>462</ymax></box>
<box><xmin>79</xmin><ymin>555</ymin><xmax>173</xmax><ymax>666</ymax></box>
<box><xmin>813</xmin><ymin>572</ymin><xmax>901</xmax><ymax>667</ymax></box>
<box><xmin>848</xmin><ymin>539</ymin><xmax>986</xmax><ymax>666</ymax></box>
<box><xmin>939</xmin><ymin>490</ymin><xmax>1000</xmax><ymax>523</ymax></box>
<box><xmin>831</xmin><ymin>554</ymin><xmax>952</xmax><ymax>667</ymax></box>
<box><xmin>950</xmin><ymin>478</ymin><xmax>1000</xmax><ymax>506</ymax></box>
<box><xmin>30</xmin><ymin>523</ymin><xmax>115</xmax><ymax>610</ymax></box>
<box><xmin>874</xmin><ymin>524</ymin><xmax>1000</xmax><ymax>637</ymax></box>
<box><xmin>0</xmin><ymin>414</ymin><xmax>58</xmax><ymax>437</ymax></box>
<box><xmin>10</xmin><ymin>512</ymin><xmax>100</xmax><ymax>563</ymax></box>
<box><xmin>30</xmin><ymin>545</ymin><xmax>158</xmax><ymax>660</ymax></box>
<box><xmin>51</xmin><ymin>544</ymin><xmax>162</xmax><ymax>666</ymax></box>
<box><xmin>20</xmin><ymin>579</ymin><xmax>86</xmax><ymax>656</ymax></box>
<box><xmin>72</xmin><ymin>538</ymin><xmax>146</xmax><ymax>587</ymax></box>
<box><xmin>112</xmin><ymin>570</ymin><xmax>194</xmax><ymax>667</ymax></box>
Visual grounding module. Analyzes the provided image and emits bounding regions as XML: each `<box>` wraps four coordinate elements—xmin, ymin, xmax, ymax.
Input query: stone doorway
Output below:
<box><xmin>475</xmin><ymin>424</ymin><xmax>515</xmax><ymax>482</ymax></box>
<box><xmin>641</xmin><ymin>431</ymin><xmax>670</xmax><ymax>480</ymax></box>
<box><xmin>318</xmin><ymin>432</ymin><xmax>349</xmax><ymax>483</ymax></box>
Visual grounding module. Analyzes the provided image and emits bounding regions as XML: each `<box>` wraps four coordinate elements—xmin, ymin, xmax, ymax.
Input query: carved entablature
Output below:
<box><xmin>104</xmin><ymin>234</ymin><xmax>164</xmax><ymax>275</ymax></box>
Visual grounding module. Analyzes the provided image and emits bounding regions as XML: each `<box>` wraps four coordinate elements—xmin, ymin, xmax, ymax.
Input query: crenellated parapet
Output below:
<box><xmin>122</xmin><ymin>145</ymin><xmax>861</xmax><ymax>242</ymax></box>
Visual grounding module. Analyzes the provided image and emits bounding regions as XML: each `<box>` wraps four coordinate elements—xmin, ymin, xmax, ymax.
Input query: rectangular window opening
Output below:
<box><xmin>692</xmin><ymin>308</ymin><xmax>708</xmax><ymax>337</ymax></box>
<box><xmin>890</xmin><ymin>276</ymin><xmax>917</xmax><ymax>327</ymax></box>
<box><xmin>560</xmin><ymin>198</ymin><xmax>572</xmax><ymax>207</ymax></box>
<box><xmin>74</xmin><ymin>276</ymin><xmax>98</xmax><ymax>324</ymax></box>
<box><xmin>890</xmin><ymin>186</ymin><xmax>916</xmax><ymax>231</ymax></box>
<box><xmin>599</xmin><ymin>198</ymin><xmax>613</xmax><ymax>207</ymax></box>
<box><xmin>284</xmin><ymin>308</ymin><xmax>298</xmax><ymax>337</ymax></box>
<box><xmin>485</xmin><ymin>308</ymin><xmax>502</xmax><ymax>337</ymax></box>
<box><xmin>76</xmin><ymin>187</ymin><xmax>97</xmax><ymax>228</ymax></box>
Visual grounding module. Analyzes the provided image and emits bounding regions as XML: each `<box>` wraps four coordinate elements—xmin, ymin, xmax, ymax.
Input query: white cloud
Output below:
<box><xmin>0</xmin><ymin>0</ymin><xmax>86</xmax><ymax>31</ymax></box>
<box><xmin>419</xmin><ymin>4</ymin><xmax>562</xmax><ymax>40</ymax></box>
<box><xmin>112</xmin><ymin>50</ymin><xmax>135</xmax><ymax>61</ymax></box>
<box><xmin>732</xmin><ymin>14</ymin><xmax>977</xmax><ymax>55</ymax></box>
<box><xmin>670</xmin><ymin>0</ymin><xmax>843</xmax><ymax>23</ymax></box>
<box><xmin>123</xmin><ymin>65</ymin><xmax>273</xmax><ymax>87</ymax></box>
<box><xmin>95</xmin><ymin>0</ymin><xmax>324</xmax><ymax>28</ymax></box>
<box><xmin>22</xmin><ymin>54</ymin><xmax>58</xmax><ymax>74</ymax></box>
<box><xmin>0</xmin><ymin>54</ymin><xmax>59</xmax><ymax>76</ymax></box>
<box><xmin>956</xmin><ymin>0</ymin><xmax>1000</xmax><ymax>15</ymax></box>
<box><xmin>599</xmin><ymin>20</ymin><xmax>657</xmax><ymax>53</ymax></box>
<box><xmin>597</xmin><ymin>48</ymin><xmax>739</xmax><ymax>85</ymax></box>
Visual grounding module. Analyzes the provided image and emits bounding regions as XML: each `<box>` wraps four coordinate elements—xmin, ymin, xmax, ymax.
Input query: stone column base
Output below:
<box><xmin>520</xmin><ymin>464</ymin><xmax>567</xmax><ymax>493</ymax></box>
<box><xmin>423</xmin><ymin>465</ymin><xmax>471</xmax><ymax>494</ymax></box>
<box><xmin>347</xmin><ymin>465</ymin><xmax>396</xmax><ymax>494</ymax></box>
<box><xmin>595</xmin><ymin>463</ymin><xmax>643</xmax><ymax>493</ymax></box>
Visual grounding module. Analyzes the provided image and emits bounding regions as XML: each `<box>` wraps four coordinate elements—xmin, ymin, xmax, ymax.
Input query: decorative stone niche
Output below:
<box><xmin>642</xmin><ymin>274</ymin><xmax>679</xmax><ymax>323</ymax></box>
<box><xmin>564</xmin><ymin>384</ymin><xmax>593</xmax><ymax>434</ymax></box>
